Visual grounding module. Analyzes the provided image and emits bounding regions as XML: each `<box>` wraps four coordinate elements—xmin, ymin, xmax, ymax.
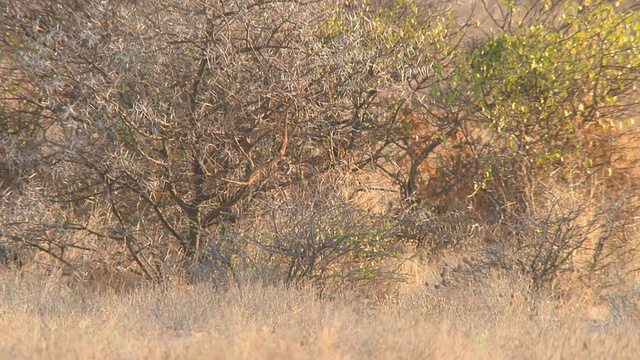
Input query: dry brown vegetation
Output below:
<box><xmin>1</xmin><ymin>260</ymin><xmax>640</xmax><ymax>359</ymax></box>
<box><xmin>2</xmin><ymin>0</ymin><xmax>640</xmax><ymax>357</ymax></box>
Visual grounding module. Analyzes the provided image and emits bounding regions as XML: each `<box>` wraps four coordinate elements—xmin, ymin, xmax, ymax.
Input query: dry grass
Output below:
<box><xmin>2</xmin><ymin>254</ymin><xmax>640</xmax><ymax>360</ymax></box>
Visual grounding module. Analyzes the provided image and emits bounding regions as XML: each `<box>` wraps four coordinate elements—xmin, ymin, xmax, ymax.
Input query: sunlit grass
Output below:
<box><xmin>1</xmin><ymin>258</ymin><xmax>639</xmax><ymax>359</ymax></box>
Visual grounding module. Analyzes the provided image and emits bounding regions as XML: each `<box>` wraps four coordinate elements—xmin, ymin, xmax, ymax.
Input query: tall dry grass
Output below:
<box><xmin>2</xmin><ymin>253</ymin><xmax>639</xmax><ymax>360</ymax></box>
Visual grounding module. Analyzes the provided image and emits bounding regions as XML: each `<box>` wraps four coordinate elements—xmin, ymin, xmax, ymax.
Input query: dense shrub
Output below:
<box><xmin>1</xmin><ymin>0</ymin><xmax>638</xmax><ymax>290</ymax></box>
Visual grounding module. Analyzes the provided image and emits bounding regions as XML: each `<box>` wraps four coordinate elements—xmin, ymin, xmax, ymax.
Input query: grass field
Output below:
<box><xmin>2</xmin><ymin>257</ymin><xmax>639</xmax><ymax>359</ymax></box>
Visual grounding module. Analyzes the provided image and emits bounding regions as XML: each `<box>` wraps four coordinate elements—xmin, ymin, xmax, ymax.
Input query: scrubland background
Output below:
<box><xmin>1</xmin><ymin>0</ymin><xmax>640</xmax><ymax>358</ymax></box>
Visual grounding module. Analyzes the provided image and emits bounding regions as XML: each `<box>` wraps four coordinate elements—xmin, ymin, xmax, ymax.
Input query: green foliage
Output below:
<box><xmin>317</xmin><ymin>0</ymin><xmax>455</xmax><ymax>89</ymax></box>
<box><xmin>417</xmin><ymin>0</ymin><xmax>640</xmax><ymax>214</ymax></box>
<box><xmin>464</xmin><ymin>1</ymin><xmax>639</xmax><ymax>167</ymax></box>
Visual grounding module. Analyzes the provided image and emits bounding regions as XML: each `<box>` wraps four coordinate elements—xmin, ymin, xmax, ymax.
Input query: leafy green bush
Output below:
<box><xmin>424</xmin><ymin>0</ymin><xmax>639</xmax><ymax>211</ymax></box>
<box><xmin>395</xmin><ymin>0</ymin><xmax>640</xmax><ymax>291</ymax></box>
